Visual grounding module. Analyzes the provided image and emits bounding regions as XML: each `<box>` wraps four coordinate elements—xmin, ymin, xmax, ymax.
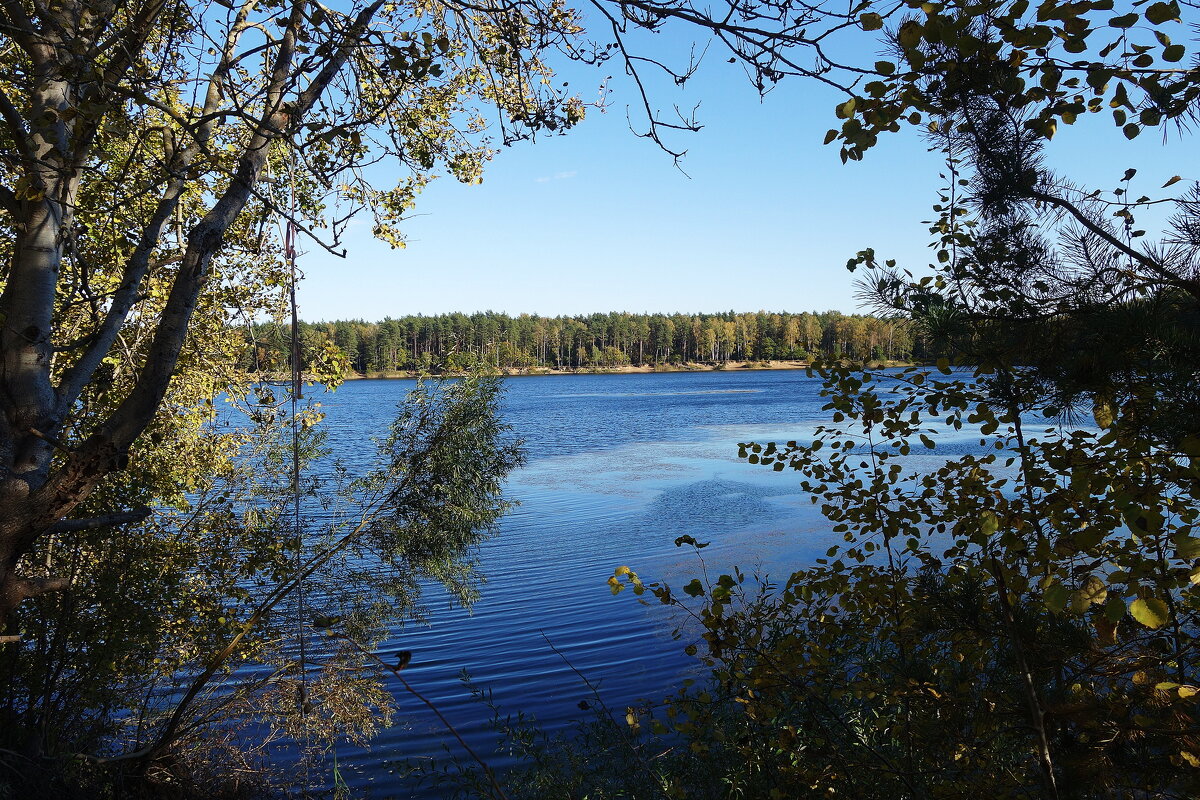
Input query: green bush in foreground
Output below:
<box><xmin>421</xmin><ymin>361</ymin><xmax>1200</xmax><ymax>800</ymax></box>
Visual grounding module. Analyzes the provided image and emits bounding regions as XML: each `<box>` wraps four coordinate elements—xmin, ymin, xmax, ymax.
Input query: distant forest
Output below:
<box><xmin>243</xmin><ymin>311</ymin><xmax>931</xmax><ymax>373</ymax></box>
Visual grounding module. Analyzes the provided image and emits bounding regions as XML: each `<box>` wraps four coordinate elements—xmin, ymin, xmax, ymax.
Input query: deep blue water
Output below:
<box><xmin>279</xmin><ymin>370</ymin><xmax>894</xmax><ymax>795</ymax></box>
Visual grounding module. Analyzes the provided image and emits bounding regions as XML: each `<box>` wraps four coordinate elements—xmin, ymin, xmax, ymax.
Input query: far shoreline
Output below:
<box><xmin>334</xmin><ymin>359</ymin><xmax>915</xmax><ymax>380</ymax></box>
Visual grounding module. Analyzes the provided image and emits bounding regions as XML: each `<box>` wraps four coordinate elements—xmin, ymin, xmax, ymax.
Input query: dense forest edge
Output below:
<box><xmin>245</xmin><ymin>310</ymin><xmax>930</xmax><ymax>376</ymax></box>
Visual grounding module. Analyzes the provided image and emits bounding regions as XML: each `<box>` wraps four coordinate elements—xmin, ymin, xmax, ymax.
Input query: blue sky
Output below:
<box><xmin>295</xmin><ymin>25</ymin><xmax>1192</xmax><ymax>322</ymax></box>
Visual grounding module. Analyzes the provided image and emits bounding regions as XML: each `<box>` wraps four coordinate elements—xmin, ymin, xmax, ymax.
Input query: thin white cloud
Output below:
<box><xmin>535</xmin><ymin>170</ymin><xmax>577</xmax><ymax>183</ymax></box>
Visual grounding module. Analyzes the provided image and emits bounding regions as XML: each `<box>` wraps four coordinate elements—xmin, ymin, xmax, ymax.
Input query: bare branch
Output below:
<box><xmin>1029</xmin><ymin>188</ymin><xmax>1200</xmax><ymax>302</ymax></box>
<box><xmin>10</xmin><ymin>574</ymin><xmax>71</xmax><ymax>601</ymax></box>
<box><xmin>26</xmin><ymin>426</ymin><xmax>74</xmax><ymax>453</ymax></box>
<box><xmin>0</xmin><ymin>83</ymin><xmax>33</xmax><ymax>168</ymax></box>
<box><xmin>49</xmin><ymin>505</ymin><xmax>152</xmax><ymax>533</ymax></box>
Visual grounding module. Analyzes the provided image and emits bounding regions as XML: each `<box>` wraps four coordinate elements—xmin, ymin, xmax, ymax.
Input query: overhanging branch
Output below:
<box><xmin>49</xmin><ymin>505</ymin><xmax>152</xmax><ymax>533</ymax></box>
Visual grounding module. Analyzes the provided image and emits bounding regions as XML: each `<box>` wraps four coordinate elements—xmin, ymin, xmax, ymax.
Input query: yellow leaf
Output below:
<box><xmin>1070</xmin><ymin>575</ymin><xmax>1107</xmax><ymax>613</ymax></box>
<box><xmin>1130</xmin><ymin>597</ymin><xmax>1170</xmax><ymax>629</ymax></box>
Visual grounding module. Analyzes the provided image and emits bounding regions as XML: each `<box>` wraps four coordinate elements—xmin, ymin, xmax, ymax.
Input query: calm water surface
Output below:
<box><xmin>294</xmin><ymin>370</ymin><xmax>852</xmax><ymax>795</ymax></box>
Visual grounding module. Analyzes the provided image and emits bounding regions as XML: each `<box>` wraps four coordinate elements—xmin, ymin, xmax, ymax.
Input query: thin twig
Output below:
<box><xmin>337</xmin><ymin>635</ymin><xmax>510</xmax><ymax>800</ymax></box>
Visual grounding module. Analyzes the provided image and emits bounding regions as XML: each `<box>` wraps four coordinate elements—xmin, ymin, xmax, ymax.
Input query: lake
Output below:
<box><xmin>289</xmin><ymin>369</ymin><xmax>847</xmax><ymax>795</ymax></box>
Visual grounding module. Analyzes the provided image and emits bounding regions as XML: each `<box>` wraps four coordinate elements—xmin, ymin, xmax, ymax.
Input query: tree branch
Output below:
<box><xmin>0</xmin><ymin>182</ymin><xmax>17</xmax><ymax>216</ymax></box>
<box><xmin>68</xmin><ymin>0</ymin><xmax>173</xmax><ymax>171</ymax></box>
<box><xmin>0</xmin><ymin>0</ymin><xmax>47</xmax><ymax>59</ymax></box>
<box><xmin>0</xmin><ymin>83</ymin><xmax>33</xmax><ymax>168</ymax></box>
<box><xmin>49</xmin><ymin>505</ymin><xmax>151</xmax><ymax>533</ymax></box>
<box><xmin>55</xmin><ymin>175</ymin><xmax>190</xmax><ymax>414</ymax></box>
<box><xmin>1029</xmin><ymin>188</ymin><xmax>1200</xmax><ymax>302</ymax></box>
<box><xmin>96</xmin><ymin>0</ymin><xmax>383</xmax><ymax>454</ymax></box>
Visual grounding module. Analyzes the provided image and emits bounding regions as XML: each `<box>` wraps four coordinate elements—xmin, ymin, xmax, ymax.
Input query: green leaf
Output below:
<box><xmin>683</xmin><ymin>579</ymin><xmax>705</xmax><ymax>598</ymax></box>
<box><xmin>674</xmin><ymin>534</ymin><xmax>710</xmax><ymax>549</ymax></box>
<box><xmin>1104</xmin><ymin>593</ymin><xmax>1126</xmax><ymax>623</ymax></box>
<box><xmin>1130</xmin><ymin>597</ymin><xmax>1170</xmax><ymax>629</ymax></box>
<box><xmin>1125</xmin><ymin>507</ymin><xmax>1163</xmax><ymax>535</ymax></box>
<box><xmin>860</xmin><ymin>12</ymin><xmax>884</xmax><ymax>29</ymax></box>
<box><xmin>1144</xmin><ymin>1</ymin><xmax>1180</xmax><ymax>24</ymax></box>
<box><xmin>980</xmin><ymin>511</ymin><xmax>999</xmax><ymax>536</ymax></box>
<box><xmin>898</xmin><ymin>20</ymin><xmax>923</xmax><ymax>48</ymax></box>
<box><xmin>1163</xmin><ymin>44</ymin><xmax>1186</xmax><ymax>62</ymax></box>
<box><xmin>1109</xmin><ymin>12</ymin><xmax>1139</xmax><ymax>27</ymax></box>
<box><xmin>1044</xmin><ymin>581</ymin><xmax>1070</xmax><ymax>613</ymax></box>
<box><xmin>1174</xmin><ymin>535</ymin><xmax>1200</xmax><ymax>561</ymax></box>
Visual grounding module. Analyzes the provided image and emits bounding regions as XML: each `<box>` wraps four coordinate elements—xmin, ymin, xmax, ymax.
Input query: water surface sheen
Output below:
<box><xmin>306</xmin><ymin>370</ymin><xmax>839</xmax><ymax>795</ymax></box>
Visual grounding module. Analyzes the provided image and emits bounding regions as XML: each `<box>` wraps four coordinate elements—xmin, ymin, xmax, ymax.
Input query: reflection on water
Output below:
<box><xmin>547</xmin><ymin>388</ymin><xmax>764</xmax><ymax>398</ymax></box>
<box><xmin>290</xmin><ymin>370</ymin><xmax>838</xmax><ymax>796</ymax></box>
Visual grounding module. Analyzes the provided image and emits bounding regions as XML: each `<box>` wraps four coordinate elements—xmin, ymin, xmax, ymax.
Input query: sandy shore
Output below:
<box><xmin>341</xmin><ymin>359</ymin><xmax>912</xmax><ymax>380</ymax></box>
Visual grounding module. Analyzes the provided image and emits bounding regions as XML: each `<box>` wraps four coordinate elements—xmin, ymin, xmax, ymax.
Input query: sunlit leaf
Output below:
<box><xmin>1130</xmin><ymin>597</ymin><xmax>1170</xmax><ymax>629</ymax></box>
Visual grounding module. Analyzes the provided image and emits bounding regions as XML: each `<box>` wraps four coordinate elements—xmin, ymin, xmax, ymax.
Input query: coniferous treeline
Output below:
<box><xmin>242</xmin><ymin>311</ymin><xmax>930</xmax><ymax>374</ymax></box>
